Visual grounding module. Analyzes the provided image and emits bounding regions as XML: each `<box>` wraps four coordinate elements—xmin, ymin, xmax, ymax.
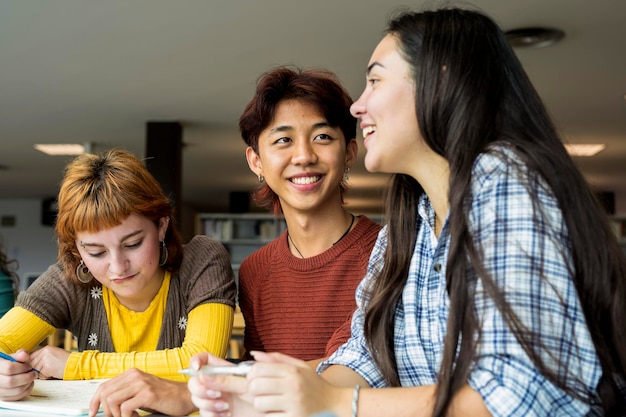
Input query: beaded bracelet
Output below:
<box><xmin>352</xmin><ymin>385</ymin><xmax>361</xmax><ymax>417</ymax></box>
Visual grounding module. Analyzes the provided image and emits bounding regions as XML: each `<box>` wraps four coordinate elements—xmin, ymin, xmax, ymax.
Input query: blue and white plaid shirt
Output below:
<box><xmin>320</xmin><ymin>149</ymin><xmax>602</xmax><ymax>416</ymax></box>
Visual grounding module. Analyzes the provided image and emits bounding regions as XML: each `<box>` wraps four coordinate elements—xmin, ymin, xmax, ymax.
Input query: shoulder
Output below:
<box><xmin>240</xmin><ymin>234</ymin><xmax>284</xmax><ymax>270</ymax></box>
<box><xmin>183</xmin><ymin>235</ymin><xmax>230</xmax><ymax>259</ymax></box>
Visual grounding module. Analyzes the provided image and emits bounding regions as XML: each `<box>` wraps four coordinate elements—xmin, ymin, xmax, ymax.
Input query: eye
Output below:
<box><xmin>124</xmin><ymin>239</ymin><xmax>143</xmax><ymax>250</ymax></box>
<box><xmin>274</xmin><ymin>136</ymin><xmax>292</xmax><ymax>145</ymax></box>
<box><xmin>314</xmin><ymin>133</ymin><xmax>333</xmax><ymax>141</ymax></box>
<box><xmin>87</xmin><ymin>250</ymin><xmax>106</xmax><ymax>258</ymax></box>
<box><xmin>367</xmin><ymin>77</ymin><xmax>379</xmax><ymax>86</ymax></box>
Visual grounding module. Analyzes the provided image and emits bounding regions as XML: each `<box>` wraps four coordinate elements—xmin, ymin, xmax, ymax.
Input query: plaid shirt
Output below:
<box><xmin>320</xmin><ymin>149</ymin><xmax>601</xmax><ymax>416</ymax></box>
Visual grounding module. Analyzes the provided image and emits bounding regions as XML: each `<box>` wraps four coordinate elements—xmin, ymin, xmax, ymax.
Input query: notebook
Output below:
<box><xmin>0</xmin><ymin>379</ymin><xmax>106</xmax><ymax>416</ymax></box>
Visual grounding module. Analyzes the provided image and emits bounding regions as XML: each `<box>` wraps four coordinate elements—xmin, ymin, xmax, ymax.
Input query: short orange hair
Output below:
<box><xmin>55</xmin><ymin>149</ymin><xmax>183</xmax><ymax>284</ymax></box>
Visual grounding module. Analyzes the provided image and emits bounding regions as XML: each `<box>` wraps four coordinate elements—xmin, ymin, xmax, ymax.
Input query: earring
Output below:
<box><xmin>159</xmin><ymin>241</ymin><xmax>169</xmax><ymax>266</ymax></box>
<box><xmin>76</xmin><ymin>260</ymin><xmax>93</xmax><ymax>284</ymax></box>
<box><xmin>258</xmin><ymin>175</ymin><xmax>265</xmax><ymax>183</ymax></box>
<box><xmin>343</xmin><ymin>168</ymin><xmax>350</xmax><ymax>181</ymax></box>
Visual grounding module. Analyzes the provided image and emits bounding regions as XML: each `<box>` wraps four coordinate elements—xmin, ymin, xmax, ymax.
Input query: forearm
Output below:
<box><xmin>341</xmin><ymin>384</ymin><xmax>489</xmax><ymax>417</ymax></box>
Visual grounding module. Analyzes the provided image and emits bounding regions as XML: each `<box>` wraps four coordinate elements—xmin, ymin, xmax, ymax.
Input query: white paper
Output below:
<box><xmin>0</xmin><ymin>379</ymin><xmax>106</xmax><ymax>416</ymax></box>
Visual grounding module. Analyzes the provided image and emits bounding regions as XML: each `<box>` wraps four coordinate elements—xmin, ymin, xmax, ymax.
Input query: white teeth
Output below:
<box><xmin>362</xmin><ymin>126</ymin><xmax>376</xmax><ymax>137</ymax></box>
<box><xmin>291</xmin><ymin>176</ymin><xmax>320</xmax><ymax>185</ymax></box>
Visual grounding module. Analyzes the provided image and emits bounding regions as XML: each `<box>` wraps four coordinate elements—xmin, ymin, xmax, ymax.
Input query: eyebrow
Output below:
<box><xmin>79</xmin><ymin>230</ymin><xmax>143</xmax><ymax>248</ymax></box>
<box><xmin>268</xmin><ymin>121</ymin><xmax>331</xmax><ymax>134</ymax></box>
<box><xmin>366</xmin><ymin>61</ymin><xmax>384</xmax><ymax>76</ymax></box>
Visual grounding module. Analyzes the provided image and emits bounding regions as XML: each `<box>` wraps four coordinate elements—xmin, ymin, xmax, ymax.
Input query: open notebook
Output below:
<box><xmin>0</xmin><ymin>379</ymin><xmax>106</xmax><ymax>416</ymax></box>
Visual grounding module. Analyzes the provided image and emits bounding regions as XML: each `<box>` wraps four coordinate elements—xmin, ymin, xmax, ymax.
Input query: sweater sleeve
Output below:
<box><xmin>62</xmin><ymin>302</ymin><xmax>233</xmax><ymax>381</ymax></box>
<box><xmin>0</xmin><ymin>307</ymin><xmax>56</xmax><ymax>353</ymax></box>
<box><xmin>324</xmin><ymin>309</ymin><xmax>354</xmax><ymax>357</ymax></box>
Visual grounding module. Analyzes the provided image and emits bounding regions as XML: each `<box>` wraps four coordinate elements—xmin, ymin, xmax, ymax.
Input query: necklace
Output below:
<box><xmin>288</xmin><ymin>213</ymin><xmax>356</xmax><ymax>259</ymax></box>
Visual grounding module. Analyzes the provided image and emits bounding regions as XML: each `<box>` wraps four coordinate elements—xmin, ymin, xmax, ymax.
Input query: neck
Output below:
<box><xmin>286</xmin><ymin>210</ymin><xmax>356</xmax><ymax>258</ymax></box>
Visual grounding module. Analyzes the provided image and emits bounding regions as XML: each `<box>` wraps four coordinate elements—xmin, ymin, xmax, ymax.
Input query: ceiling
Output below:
<box><xmin>1</xmin><ymin>0</ymin><xmax>625</xmax><ymax>216</ymax></box>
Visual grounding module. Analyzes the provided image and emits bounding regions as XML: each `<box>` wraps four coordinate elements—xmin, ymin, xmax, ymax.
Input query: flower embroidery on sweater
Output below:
<box><xmin>178</xmin><ymin>316</ymin><xmax>188</xmax><ymax>330</ymax></box>
<box><xmin>90</xmin><ymin>287</ymin><xmax>103</xmax><ymax>299</ymax></box>
<box><xmin>88</xmin><ymin>333</ymin><xmax>98</xmax><ymax>347</ymax></box>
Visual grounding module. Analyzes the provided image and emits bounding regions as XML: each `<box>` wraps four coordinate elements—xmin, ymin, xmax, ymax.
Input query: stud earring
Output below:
<box><xmin>258</xmin><ymin>175</ymin><xmax>265</xmax><ymax>183</ymax></box>
<box><xmin>159</xmin><ymin>241</ymin><xmax>169</xmax><ymax>266</ymax></box>
<box><xmin>343</xmin><ymin>168</ymin><xmax>350</xmax><ymax>181</ymax></box>
<box><xmin>76</xmin><ymin>260</ymin><xmax>93</xmax><ymax>284</ymax></box>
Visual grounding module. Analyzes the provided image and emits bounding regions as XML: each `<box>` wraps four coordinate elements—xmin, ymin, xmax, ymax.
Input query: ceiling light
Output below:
<box><xmin>34</xmin><ymin>144</ymin><xmax>86</xmax><ymax>156</ymax></box>
<box><xmin>505</xmin><ymin>27</ymin><xmax>565</xmax><ymax>48</ymax></box>
<box><xmin>564</xmin><ymin>144</ymin><xmax>606</xmax><ymax>157</ymax></box>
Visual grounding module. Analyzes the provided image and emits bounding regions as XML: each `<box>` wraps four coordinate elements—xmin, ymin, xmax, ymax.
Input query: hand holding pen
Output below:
<box><xmin>0</xmin><ymin>349</ymin><xmax>39</xmax><ymax>401</ymax></box>
<box><xmin>0</xmin><ymin>351</ymin><xmax>41</xmax><ymax>374</ymax></box>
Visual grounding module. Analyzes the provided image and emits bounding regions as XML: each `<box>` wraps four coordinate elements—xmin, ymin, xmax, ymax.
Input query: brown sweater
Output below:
<box><xmin>17</xmin><ymin>235</ymin><xmax>236</xmax><ymax>352</ymax></box>
<box><xmin>238</xmin><ymin>215</ymin><xmax>381</xmax><ymax>361</ymax></box>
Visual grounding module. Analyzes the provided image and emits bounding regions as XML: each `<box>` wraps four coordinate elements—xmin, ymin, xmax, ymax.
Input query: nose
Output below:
<box><xmin>108</xmin><ymin>250</ymin><xmax>130</xmax><ymax>275</ymax></box>
<box><xmin>350</xmin><ymin>90</ymin><xmax>367</xmax><ymax>118</ymax></box>
<box><xmin>291</xmin><ymin>139</ymin><xmax>317</xmax><ymax>166</ymax></box>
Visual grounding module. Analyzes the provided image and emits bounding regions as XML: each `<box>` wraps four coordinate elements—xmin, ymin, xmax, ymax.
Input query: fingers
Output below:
<box><xmin>250</xmin><ymin>350</ymin><xmax>307</xmax><ymax>367</ymax></box>
<box><xmin>189</xmin><ymin>352</ymin><xmax>231</xmax><ymax>371</ymax></box>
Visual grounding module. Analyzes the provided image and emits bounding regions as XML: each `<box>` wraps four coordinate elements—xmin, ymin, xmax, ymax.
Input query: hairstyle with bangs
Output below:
<box><xmin>55</xmin><ymin>149</ymin><xmax>183</xmax><ymax>284</ymax></box>
<box><xmin>239</xmin><ymin>66</ymin><xmax>356</xmax><ymax>214</ymax></box>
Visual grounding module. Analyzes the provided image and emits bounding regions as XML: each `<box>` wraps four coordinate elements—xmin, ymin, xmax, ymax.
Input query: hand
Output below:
<box><xmin>0</xmin><ymin>350</ymin><xmax>37</xmax><ymax>401</ymax></box>
<box><xmin>188</xmin><ymin>352</ymin><xmax>258</xmax><ymax>417</ymax></box>
<box><xmin>29</xmin><ymin>345</ymin><xmax>70</xmax><ymax>379</ymax></box>
<box><xmin>88</xmin><ymin>368</ymin><xmax>195</xmax><ymax>417</ymax></box>
<box><xmin>246</xmin><ymin>351</ymin><xmax>344</xmax><ymax>417</ymax></box>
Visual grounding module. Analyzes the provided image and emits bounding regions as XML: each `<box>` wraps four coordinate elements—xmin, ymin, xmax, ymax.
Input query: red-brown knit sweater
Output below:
<box><xmin>238</xmin><ymin>215</ymin><xmax>381</xmax><ymax>361</ymax></box>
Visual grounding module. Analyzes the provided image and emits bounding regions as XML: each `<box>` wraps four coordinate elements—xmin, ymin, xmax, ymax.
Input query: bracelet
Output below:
<box><xmin>352</xmin><ymin>385</ymin><xmax>361</xmax><ymax>417</ymax></box>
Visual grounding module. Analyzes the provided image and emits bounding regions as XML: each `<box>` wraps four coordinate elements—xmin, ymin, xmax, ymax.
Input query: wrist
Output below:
<box><xmin>330</xmin><ymin>386</ymin><xmax>359</xmax><ymax>417</ymax></box>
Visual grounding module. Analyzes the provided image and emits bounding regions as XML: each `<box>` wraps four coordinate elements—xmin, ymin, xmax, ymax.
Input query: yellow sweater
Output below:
<box><xmin>0</xmin><ymin>273</ymin><xmax>233</xmax><ymax>381</ymax></box>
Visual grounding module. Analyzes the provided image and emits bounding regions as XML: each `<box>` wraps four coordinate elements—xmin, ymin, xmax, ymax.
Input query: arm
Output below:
<box><xmin>465</xmin><ymin>153</ymin><xmax>601</xmax><ymax>415</ymax></box>
<box><xmin>0</xmin><ymin>307</ymin><xmax>56</xmax><ymax>353</ymax></box>
<box><xmin>189</xmin><ymin>351</ymin><xmax>490</xmax><ymax>417</ymax></box>
<box><xmin>63</xmin><ymin>302</ymin><xmax>234</xmax><ymax>380</ymax></box>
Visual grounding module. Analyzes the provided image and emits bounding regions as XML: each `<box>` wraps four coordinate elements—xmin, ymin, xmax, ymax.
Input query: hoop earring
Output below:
<box><xmin>159</xmin><ymin>241</ymin><xmax>169</xmax><ymax>266</ymax></box>
<box><xmin>76</xmin><ymin>260</ymin><xmax>93</xmax><ymax>284</ymax></box>
<box><xmin>258</xmin><ymin>175</ymin><xmax>265</xmax><ymax>183</ymax></box>
<box><xmin>343</xmin><ymin>168</ymin><xmax>350</xmax><ymax>181</ymax></box>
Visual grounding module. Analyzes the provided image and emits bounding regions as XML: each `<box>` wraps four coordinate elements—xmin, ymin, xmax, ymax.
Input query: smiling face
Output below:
<box><xmin>75</xmin><ymin>213</ymin><xmax>168</xmax><ymax>310</ymax></box>
<box><xmin>246</xmin><ymin>99</ymin><xmax>357</xmax><ymax>214</ymax></box>
<box><xmin>351</xmin><ymin>34</ymin><xmax>425</xmax><ymax>176</ymax></box>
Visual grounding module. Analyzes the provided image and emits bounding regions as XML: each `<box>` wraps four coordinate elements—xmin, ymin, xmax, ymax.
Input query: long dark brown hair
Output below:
<box><xmin>363</xmin><ymin>7</ymin><xmax>626</xmax><ymax>416</ymax></box>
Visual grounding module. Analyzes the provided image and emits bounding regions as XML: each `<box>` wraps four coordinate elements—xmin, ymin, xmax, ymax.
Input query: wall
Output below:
<box><xmin>0</xmin><ymin>199</ymin><xmax>57</xmax><ymax>291</ymax></box>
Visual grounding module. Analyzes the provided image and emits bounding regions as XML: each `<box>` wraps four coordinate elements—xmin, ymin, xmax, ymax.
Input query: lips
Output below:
<box><xmin>362</xmin><ymin>126</ymin><xmax>376</xmax><ymax>138</ymax></box>
<box><xmin>290</xmin><ymin>175</ymin><xmax>321</xmax><ymax>185</ymax></box>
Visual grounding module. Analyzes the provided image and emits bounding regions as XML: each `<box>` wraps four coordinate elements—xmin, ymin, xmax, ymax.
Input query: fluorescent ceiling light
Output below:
<box><xmin>34</xmin><ymin>144</ymin><xmax>85</xmax><ymax>156</ymax></box>
<box><xmin>564</xmin><ymin>143</ymin><xmax>606</xmax><ymax>157</ymax></box>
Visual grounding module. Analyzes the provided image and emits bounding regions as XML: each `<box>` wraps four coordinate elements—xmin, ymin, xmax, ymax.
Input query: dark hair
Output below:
<box><xmin>55</xmin><ymin>149</ymin><xmax>184</xmax><ymax>284</ymax></box>
<box><xmin>239</xmin><ymin>66</ymin><xmax>356</xmax><ymax>213</ymax></box>
<box><xmin>362</xmin><ymin>7</ymin><xmax>626</xmax><ymax>416</ymax></box>
<box><xmin>0</xmin><ymin>239</ymin><xmax>19</xmax><ymax>301</ymax></box>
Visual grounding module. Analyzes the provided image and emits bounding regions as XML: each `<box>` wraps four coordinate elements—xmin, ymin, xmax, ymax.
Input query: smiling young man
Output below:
<box><xmin>238</xmin><ymin>66</ymin><xmax>381</xmax><ymax>366</ymax></box>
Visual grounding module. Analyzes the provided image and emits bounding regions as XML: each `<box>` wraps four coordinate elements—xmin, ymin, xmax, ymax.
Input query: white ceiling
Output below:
<box><xmin>1</xmin><ymin>0</ymin><xmax>625</xmax><ymax>215</ymax></box>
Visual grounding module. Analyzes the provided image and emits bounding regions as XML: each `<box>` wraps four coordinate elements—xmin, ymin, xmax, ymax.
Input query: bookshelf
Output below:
<box><xmin>196</xmin><ymin>213</ymin><xmax>287</xmax><ymax>281</ymax></box>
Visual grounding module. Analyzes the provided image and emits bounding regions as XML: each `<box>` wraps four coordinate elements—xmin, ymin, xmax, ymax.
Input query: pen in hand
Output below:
<box><xmin>179</xmin><ymin>360</ymin><xmax>255</xmax><ymax>377</ymax></box>
<box><xmin>0</xmin><ymin>351</ymin><xmax>41</xmax><ymax>374</ymax></box>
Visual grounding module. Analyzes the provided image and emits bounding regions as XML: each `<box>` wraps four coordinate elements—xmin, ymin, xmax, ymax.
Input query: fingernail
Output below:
<box><xmin>214</xmin><ymin>401</ymin><xmax>230</xmax><ymax>411</ymax></box>
<box><xmin>206</xmin><ymin>389</ymin><xmax>221</xmax><ymax>399</ymax></box>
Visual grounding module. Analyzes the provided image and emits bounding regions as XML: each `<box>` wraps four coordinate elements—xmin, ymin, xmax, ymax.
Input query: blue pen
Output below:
<box><xmin>0</xmin><ymin>351</ymin><xmax>41</xmax><ymax>374</ymax></box>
